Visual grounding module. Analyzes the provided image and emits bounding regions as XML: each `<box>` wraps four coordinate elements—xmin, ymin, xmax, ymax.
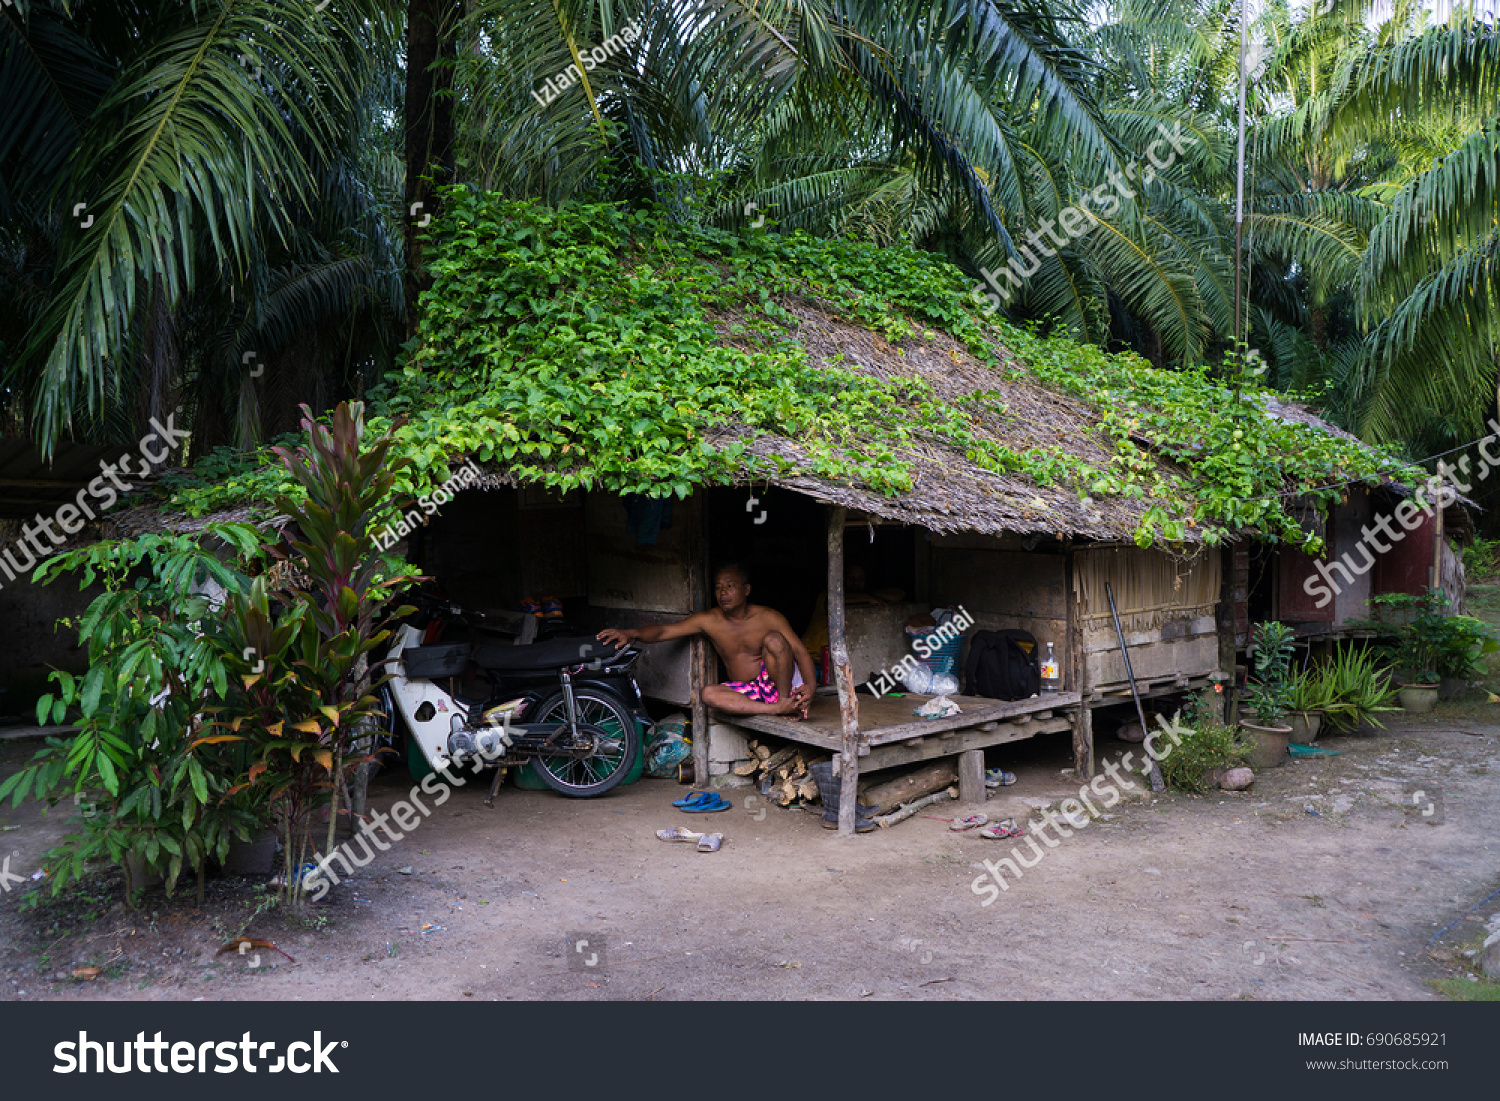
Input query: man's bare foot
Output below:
<box><xmin>770</xmin><ymin>697</ymin><xmax>811</xmax><ymax>721</ymax></box>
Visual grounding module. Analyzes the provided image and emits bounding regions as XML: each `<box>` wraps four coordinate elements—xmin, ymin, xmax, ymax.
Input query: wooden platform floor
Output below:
<box><xmin>725</xmin><ymin>690</ymin><xmax>1082</xmax><ymax>753</ymax></box>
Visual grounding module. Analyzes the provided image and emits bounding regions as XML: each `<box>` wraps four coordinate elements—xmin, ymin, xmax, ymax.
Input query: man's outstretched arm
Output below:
<box><xmin>597</xmin><ymin>612</ymin><xmax>709</xmax><ymax>649</ymax></box>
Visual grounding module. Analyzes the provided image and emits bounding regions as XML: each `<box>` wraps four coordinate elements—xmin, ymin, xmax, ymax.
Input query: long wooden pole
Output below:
<box><xmin>827</xmin><ymin>507</ymin><xmax>861</xmax><ymax>835</ymax></box>
<box><xmin>1105</xmin><ymin>581</ymin><xmax>1164</xmax><ymax>793</ymax></box>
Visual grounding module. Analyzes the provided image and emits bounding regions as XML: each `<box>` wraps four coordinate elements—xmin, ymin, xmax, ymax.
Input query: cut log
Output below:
<box><xmin>731</xmin><ymin>759</ymin><xmax>760</xmax><ymax>776</ymax></box>
<box><xmin>760</xmin><ymin>746</ymin><xmax>798</xmax><ymax>774</ymax></box>
<box><xmin>874</xmin><ymin>787</ymin><xmax>957</xmax><ymax>829</ymax></box>
<box><xmin>753</xmin><ymin>744</ymin><xmax>771</xmax><ymax>760</ymax></box>
<box><xmin>860</xmin><ymin>761</ymin><xmax>959</xmax><ymax>816</ymax></box>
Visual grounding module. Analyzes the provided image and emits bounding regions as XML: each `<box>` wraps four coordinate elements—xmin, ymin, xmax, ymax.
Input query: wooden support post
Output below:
<box><xmin>827</xmin><ymin>506</ymin><xmax>861</xmax><ymax>835</ymax></box>
<box><xmin>1216</xmin><ymin>540</ymin><xmax>1239</xmax><ymax>725</ymax></box>
<box><xmin>1068</xmin><ymin>547</ymin><xmax>1093</xmax><ymax>780</ymax></box>
<box><xmin>690</xmin><ymin>638</ymin><xmax>711</xmax><ymax>783</ymax></box>
<box><xmin>957</xmin><ymin>748</ymin><xmax>985</xmax><ymax>805</ymax></box>
<box><xmin>1432</xmin><ymin>490</ymin><xmax>1445</xmax><ymax>592</ymax></box>
<box><xmin>1071</xmin><ymin>704</ymin><xmax>1093</xmax><ymax>779</ymax></box>
<box><xmin>687</xmin><ymin>494</ymin><xmax>711</xmax><ymax>786</ymax></box>
<box><xmin>1063</xmin><ymin>549</ymin><xmax>1076</xmax><ymax>693</ymax></box>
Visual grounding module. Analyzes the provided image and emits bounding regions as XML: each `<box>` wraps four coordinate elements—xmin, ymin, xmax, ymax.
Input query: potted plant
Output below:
<box><xmin>1319</xmin><ymin>647</ymin><xmax>1399</xmax><ymax>735</ymax></box>
<box><xmin>1369</xmin><ymin>591</ymin><xmax>1446</xmax><ymax>713</ymax></box>
<box><xmin>1286</xmin><ymin>664</ymin><xmax>1333</xmax><ymax>744</ymax></box>
<box><xmin>1242</xmin><ymin>621</ymin><xmax>1296</xmax><ymax>768</ymax></box>
<box><xmin>1433</xmin><ymin>614</ymin><xmax>1499</xmax><ymax>700</ymax></box>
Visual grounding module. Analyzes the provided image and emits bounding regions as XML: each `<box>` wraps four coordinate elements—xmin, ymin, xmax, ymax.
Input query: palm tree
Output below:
<box><xmin>0</xmin><ymin>0</ymin><xmax>403</xmax><ymax>455</ymax></box>
<box><xmin>1345</xmin><ymin>14</ymin><xmax>1500</xmax><ymax>443</ymax></box>
<box><xmin>451</xmin><ymin>2</ymin><xmax>1121</xmax><ymax>263</ymax></box>
<box><xmin>1071</xmin><ymin>0</ymin><xmax>1499</xmax><ymax>443</ymax></box>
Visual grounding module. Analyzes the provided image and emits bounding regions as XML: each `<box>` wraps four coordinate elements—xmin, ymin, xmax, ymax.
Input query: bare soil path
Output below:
<box><xmin>3</xmin><ymin>702</ymin><xmax>1496</xmax><ymax>1001</ymax></box>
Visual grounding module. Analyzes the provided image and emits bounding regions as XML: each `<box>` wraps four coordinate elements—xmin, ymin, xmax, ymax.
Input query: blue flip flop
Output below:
<box><xmin>672</xmin><ymin>790</ymin><xmax>713</xmax><ymax>808</ymax></box>
<box><xmin>680</xmin><ymin>794</ymin><xmax>731</xmax><ymax>813</ymax></box>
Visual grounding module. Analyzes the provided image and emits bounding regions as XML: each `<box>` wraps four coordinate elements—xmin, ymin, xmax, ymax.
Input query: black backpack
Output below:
<box><xmin>964</xmin><ymin>629</ymin><xmax>1041</xmax><ymax>701</ymax></box>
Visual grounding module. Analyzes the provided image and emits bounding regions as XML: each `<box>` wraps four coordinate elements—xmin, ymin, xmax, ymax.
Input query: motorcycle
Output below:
<box><xmin>373</xmin><ymin>593</ymin><xmax>649</xmax><ymax>798</ymax></box>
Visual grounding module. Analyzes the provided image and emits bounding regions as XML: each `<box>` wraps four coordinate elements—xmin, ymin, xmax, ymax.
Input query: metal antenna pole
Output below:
<box><xmin>1233</xmin><ymin>0</ymin><xmax>1249</xmax><ymax>402</ymax></box>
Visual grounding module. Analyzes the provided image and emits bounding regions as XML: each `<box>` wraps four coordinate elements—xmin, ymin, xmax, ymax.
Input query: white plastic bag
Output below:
<box><xmin>899</xmin><ymin>664</ymin><xmax>958</xmax><ymax>695</ymax></box>
<box><xmin>914</xmin><ymin>695</ymin><xmax>962</xmax><ymax>718</ymax></box>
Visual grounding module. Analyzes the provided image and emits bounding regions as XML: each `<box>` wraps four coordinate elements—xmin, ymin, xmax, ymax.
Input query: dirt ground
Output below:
<box><xmin>3</xmin><ymin>694</ymin><xmax>1497</xmax><ymax>1002</ymax></box>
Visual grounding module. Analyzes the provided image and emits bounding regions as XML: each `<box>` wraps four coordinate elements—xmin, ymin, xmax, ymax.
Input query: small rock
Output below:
<box><xmin>1117</xmin><ymin>721</ymin><xmax>1145</xmax><ymax>743</ymax></box>
<box><xmin>398</xmin><ymin>866</ymin><xmax>413</xmax><ymax>876</ymax></box>
<box><xmin>1219</xmin><ymin>768</ymin><xmax>1255</xmax><ymax>791</ymax></box>
<box><xmin>1484</xmin><ymin>937</ymin><xmax>1500</xmax><ymax>981</ymax></box>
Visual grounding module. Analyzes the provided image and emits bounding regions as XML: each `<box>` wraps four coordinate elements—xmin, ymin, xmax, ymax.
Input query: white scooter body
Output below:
<box><xmin>384</xmin><ymin>623</ymin><xmax>473</xmax><ymax>772</ymax></box>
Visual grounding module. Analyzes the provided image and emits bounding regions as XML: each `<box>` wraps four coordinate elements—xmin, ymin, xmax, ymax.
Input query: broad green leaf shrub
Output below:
<box><xmin>0</xmin><ymin>527</ymin><xmax>267</xmax><ymax>902</ymax></box>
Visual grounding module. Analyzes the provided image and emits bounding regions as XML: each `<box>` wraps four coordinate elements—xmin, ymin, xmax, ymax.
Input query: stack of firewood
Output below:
<box><xmin>733</xmin><ymin>741</ymin><xmax>829</xmax><ymax>806</ymax></box>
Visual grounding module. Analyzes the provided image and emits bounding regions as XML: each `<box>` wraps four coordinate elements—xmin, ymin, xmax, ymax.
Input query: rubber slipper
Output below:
<box><xmin>985</xmin><ymin>768</ymin><xmax>1016</xmax><ymax>788</ymax></box>
<box><xmin>697</xmin><ymin>833</ymin><xmax>723</xmax><ymax>852</ymax></box>
<box><xmin>680</xmin><ymin>794</ymin><xmax>731</xmax><ymax>813</ymax></box>
<box><xmin>656</xmin><ymin>827</ymin><xmax>703</xmax><ymax>842</ymax></box>
<box><xmin>978</xmin><ymin>818</ymin><xmax>1023</xmax><ymax>840</ymax></box>
<box><xmin>949</xmin><ymin>813</ymin><xmax>988</xmax><ymax>832</ymax></box>
<box><xmin>672</xmin><ymin>790</ymin><xmax>712</xmax><ymax>808</ymax></box>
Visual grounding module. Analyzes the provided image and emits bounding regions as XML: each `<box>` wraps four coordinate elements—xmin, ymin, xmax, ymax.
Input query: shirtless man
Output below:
<box><xmin>596</xmin><ymin>564</ymin><xmax>816</xmax><ymax>718</ymax></box>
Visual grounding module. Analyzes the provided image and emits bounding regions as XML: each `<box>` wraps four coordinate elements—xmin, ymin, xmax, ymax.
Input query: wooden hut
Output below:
<box><xmin>118</xmin><ymin>203</ymin><xmax>1435</xmax><ymax>833</ymax></box>
<box><xmin>372</xmin><ymin>312</ymin><xmax>1401</xmax><ymax>834</ymax></box>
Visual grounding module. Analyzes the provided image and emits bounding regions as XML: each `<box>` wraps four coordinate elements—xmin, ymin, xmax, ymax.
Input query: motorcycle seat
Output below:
<box><xmin>472</xmin><ymin>636</ymin><xmax>624</xmax><ymax>672</ymax></box>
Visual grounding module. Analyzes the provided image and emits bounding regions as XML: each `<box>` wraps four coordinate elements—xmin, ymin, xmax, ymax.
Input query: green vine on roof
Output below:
<box><xmin>169</xmin><ymin>193</ymin><xmax>1417</xmax><ymax>550</ymax></box>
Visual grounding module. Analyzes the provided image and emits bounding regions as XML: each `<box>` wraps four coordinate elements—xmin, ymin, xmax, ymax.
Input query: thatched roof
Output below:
<box><xmin>446</xmin><ymin>298</ymin><xmax>1394</xmax><ymax>544</ymax></box>
<box><xmin>121</xmin><ymin>307</ymin><xmax>1394</xmax><ymax>548</ymax></box>
<box><xmin>120</xmin><ymin>199</ymin><xmax>1418</xmax><ymax>549</ymax></box>
<box><xmin>698</xmin><ymin>299</ymin><xmax>1153</xmax><ymax>539</ymax></box>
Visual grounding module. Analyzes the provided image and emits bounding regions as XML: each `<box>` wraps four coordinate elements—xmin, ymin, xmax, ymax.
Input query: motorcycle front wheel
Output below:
<box><xmin>527</xmin><ymin>688</ymin><xmax>639</xmax><ymax>797</ymax></box>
